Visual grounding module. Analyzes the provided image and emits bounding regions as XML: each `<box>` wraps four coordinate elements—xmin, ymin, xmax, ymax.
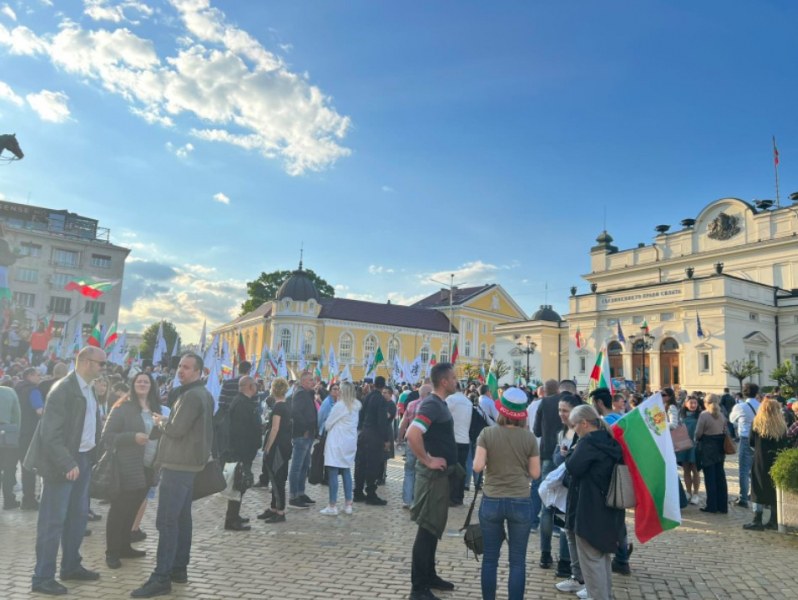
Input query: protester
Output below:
<box><xmin>131</xmin><ymin>352</ymin><xmax>213</xmax><ymax>598</ymax></box>
<box><xmin>288</xmin><ymin>371</ymin><xmax>317</xmax><ymax>508</ymax></box>
<box><xmin>661</xmin><ymin>388</ymin><xmax>679</xmax><ymax>429</ymax></box>
<box><xmin>17</xmin><ymin>367</ymin><xmax>44</xmax><ymax>511</ymax></box>
<box><xmin>321</xmin><ymin>381</ymin><xmax>361</xmax><ymax>516</ymax></box>
<box><xmin>445</xmin><ymin>383</ymin><xmax>472</xmax><ymax>507</ymax></box>
<box><xmin>743</xmin><ymin>397</ymin><xmax>788</xmax><ymax>531</ymax></box>
<box><xmin>0</xmin><ymin>379</ymin><xmax>20</xmax><ymax>509</ymax></box>
<box><xmin>354</xmin><ymin>376</ymin><xmax>391</xmax><ymax>505</ymax></box>
<box><xmin>729</xmin><ymin>383</ymin><xmax>760</xmax><ymax>507</ymax></box>
<box><xmin>259</xmin><ymin>377</ymin><xmax>291</xmax><ymax>523</ymax></box>
<box><xmin>473</xmin><ymin>387</ymin><xmax>540</xmax><ymax>600</ymax></box>
<box><xmin>26</xmin><ymin>347</ymin><xmax>106</xmax><ymax>596</ymax></box>
<box><xmin>695</xmin><ymin>394</ymin><xmax>729</xmax><ymax>514</ymax></box>
<box><xmin>478</xmin><ymin>384</ymin><xmax>500</xmax><ymax>426</ymax></box>
<box><xmin>564</xmin><ymin>404</ymin><xmax>625</xmax><ymax>600</ymax></box>
<box><xmin>317</xmin><ymin>382</ymin><xmax>340</xmax><ymax>433</ymax></box>
<box><xmin>398</xmin><ymin>383</ymin><xmax>432</xmax><ymax>509</ymax></box>
<box><xmin>100</xmin><ymin>372</ymin><xmax>161</xmax><ymax>568</ymax></box>
<box><xmin>677</xmin><ymin>395</ymin><xmax>703</xmax><ymax>505</ymax></box>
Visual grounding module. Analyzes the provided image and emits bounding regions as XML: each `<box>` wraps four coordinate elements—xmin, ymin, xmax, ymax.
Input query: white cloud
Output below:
<box><xmin>386</xmin><ymin>291</ymin><xmax>427</xmax><ymax>306</ymax></box>
<box><xmin>1</xmin><ymin>4</ymin><xmax>16</xmax><ymax>21</ymax></box>
<box><xmin>166</xmin><ymin>140</ymin><xmax>194</xmax><ymax>158</ymax></box>
<box><xmin>0</xmin><ymin>3</ymin><xmax>351</xmax><ymax>176</ymax></box>
<box><xmin>84</xmin><ymin>1</ymin><xmax>153</xmax><ymax>24</ymax></box>
<box><xmin>26</xmin><ymin>89</ymin><xmax>71</xmax><ymax>122</ymax></box>
<box><xmin>0</xmin><ymin>80</ymin><xmax>23</xmax><ymax>106</ymax></box>
<box><xmin>381</xmin><ymin>185</ymin><xmax>395</xmax><ymax>193</ymax></box>
<box><xmin>368</xmin><ymin>264</ymin><xmax>394</xmax><ymax>275</ymax></box>
<box><xmin>212</xmin><ymin>192</ymin><xmax>230</xmax><ymax>205</ymax></box>
<box><xmin>421</xmin><ymin>260</ymin><xmax>510</xmax><ymax>286</ymax></box>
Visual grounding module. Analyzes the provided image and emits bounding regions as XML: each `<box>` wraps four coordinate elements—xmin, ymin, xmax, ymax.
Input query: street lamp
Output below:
<box><xmin>628</xmin><ymin>326</ymin><xmax>655</xmax><ymax>393</ymax></box>
<box><xmin>515</xmin><ymin>335</ymin><xmax>537</xmax><ymax>383</ymax></box>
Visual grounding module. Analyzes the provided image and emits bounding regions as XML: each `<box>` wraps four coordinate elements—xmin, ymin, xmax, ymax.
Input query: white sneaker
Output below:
<box><xmin>555</xmin><ymin>577</ymin><xmax>584</xmax><ymax>593</ymax></box>
<box><xmin>576</xmin><ymin>589</ymin><xmax>591</xmax><ymax>599</ymax></box>
<box><xmin>344</xmin><ymin>504</ymin><xmax>353</xmax><ymax>515</ymax></box>
<box><xmin>320</xmin><ymin>506</ymin><xmax>338</xmax><ymax>516</ymax></box>
<box><xmin>690</xmin><ymin>494</ymin><xmax>701</xmax><ymax>505</ymax></box>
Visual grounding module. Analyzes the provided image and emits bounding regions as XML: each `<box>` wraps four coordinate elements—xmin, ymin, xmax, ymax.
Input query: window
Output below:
<box><xmin>84</xmin><ymin>300</ymin><xmax>106</xmax><ymax>315</ymax></box>
<box><xmin>464</xmin><ymin>340</ymin><xmax>471</xmax><ymax>357</ymax></box>
<box><xmin>280</xmin><ymin>328</ymin><xmax>292</xmax><ymax>354</ymax></box>
<box><xmin>52</xmin><ymin>248</ymin><xmax>80</xmax><ymax>267</ymax></box>
<box><xmin>49</xmin><ymin>296</ymin><xmax>72</xmax><ymax>315</ymax></box>
<box><xmin>364</xmin><ymin>335</ymin><xmax>377</xmax><ymax>359</ymax></box>
<box><xmin>579</xmin><ymin>356</ymin><xmax>587</xmax><ymax>374</ymax></box>
<box><xmin>388</xmin><ymin>337</ymin><xmax>400</xmax><ymax>363</ymax></box>
<box><xmin>632</xmin><ymin>315</ymin><xmax>643</xmax><ymax>324</ymax></box>
<box><xmin>15</xmin><ymin>267</ymin><xmax>38</xmax><ymax>283</ymax></box>
<box><xmin>481</xmin><ymin>323</ymin><xmax>487</xmax><ymax>334</ymax></box>
<box><xmin>13</xmin><ymin>291</ymin><xmax>35</xmax><ymax>307</ymax></box>
<box><xmin>19</xmin><ymin>242</ymin><xmax>42</xmax><ymax>257</ymax></box>
<box><xmin>661</xmin><ymin>338</ymin><xmax>679</xmax><ymax>352</ymax></box>
<box><xmin>420</xmin><ymin>345</ymin><xmax>430</xmax><ymax>364</ymax></box>
<box><xmin>749</xmin><ymin>312</ymin><xmax>759</xmax><ymax>321</ymax></box>
<box><xmin>513</xmin><ymin>359</ymin><xmax>522</xmax><ymax>378</ymax></box>
<box><xmin>303</xmin><ymin>330</ymin><xmax>314</xmax><ymax>356</ymax></box>
<box><xmin>699</xmin><ymin>352</ymin><xmax>711</xmax><ymax>373</ymax></box>
<box><xmin>660</xmin><ymin>312</ymin><xmax>674</xmax><ymax>321</ymax></box>
<box><xmin>465</xmin><ymin>320</ymin><xmax>473</xmax><ymax>333</ymax></box>
<box><xmin>339</xmin><ymin>333</ymin><xmax>353</xmax><ymax>362</ymax></box>
<box><xmin>91</xmin><ymin>254</ymin><xmax>112</xmax><ymax>269</ymax></box>
<box><xmin>440</xmin><ymin>348</ymin><xmax>449</xmax><ymax>363</ymax></box>
<box><xmin>480</xmin><ymin>343</ymin><xmax>486</xmax><ymax>359</ymax></box>
<box><xmin>51</xmin><ymin>273</ymin><xmax>71</xmax><ymax>288</ymax></box>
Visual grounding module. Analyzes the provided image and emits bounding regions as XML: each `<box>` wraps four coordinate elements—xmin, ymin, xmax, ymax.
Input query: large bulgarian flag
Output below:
<box><xmin>486</xmin><ymin>357</ymin><xmax>499</xmax><ymax>400</ymax></box>
<box><xmin>612</xmin><ymin>392</ymin><xmax>681</xmax><ymax>543</ymax></box>
<box><xmin>588</xmin><ymin>342</ymin><xmax>614</xmax><ymax>394</ymax></box>
<box><xmin>65</xmin><ymin>278</ymin><xmax>118</xmax><ymax>298</ymax></box>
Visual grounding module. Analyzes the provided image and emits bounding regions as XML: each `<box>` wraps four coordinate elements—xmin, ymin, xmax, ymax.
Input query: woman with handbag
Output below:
<box><xmin>743</xmin><ymin>397</ymin><xmax>788</xmax><ymax>531</ymax></box>
<box><xmin>320</xmin><ymin>381</ymin><xmax>361</xmax><ymax>516</ymax></box>
<box><xmin>472</xmin><ymin>388</ymin><xmax>540</xmax><ymax>600</ymax></box>
<box><xmin>100</xmin><ymin>373</ymin><xmax>162</xmax><ymax>569</ymax></box>
<box><xmin>676</xmin><ymin>395</ymin><xmax>703</xmax><ymax>505</ymax></box>
<box><xmin>259</xmin><ymin>377</ymin><xmax>292</xmax><ymax>524</ymax></box>
<box><xmin>695</xmin><ymin>394</ymin><xmax>728</xmax><ymax>514</ymax></box>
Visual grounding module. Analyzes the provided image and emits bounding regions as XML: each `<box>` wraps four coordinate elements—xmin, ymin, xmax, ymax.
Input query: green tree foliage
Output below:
<box><xmin>722</xmin><ymin>359</ymin><xmax>762</xmax><ymax>392</ymax></box>
<box><xmin>493</xmin><ymin>359</ymin><xmax>511</xmax><ymax>380</ymax></box>
<box><xmin>771</xmin><ymin>360</ymin><xmax>798</xmax><ymax>397</ymax></box>
<box><xmin>140</xmin><ymin>321</ymin><xmax>179</xmax><ymax>363</ymax></box>
<box><xmin>240</xmin><ymin>269</ymin><xmax>335</xmax><ymax>315</ymax></box>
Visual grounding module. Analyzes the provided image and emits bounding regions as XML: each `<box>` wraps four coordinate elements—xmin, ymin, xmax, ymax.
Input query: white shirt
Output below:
<box><xmin>479</xmin><ymin>394</ymin><xmax>500</xmax><ymax>425</ymax></box>
<box><xmin>76</xmin><ymin>373</ymin><xmax>97</xmax><ymax>452</ymax></box>
<box><xmin>445</xmin><ymin>392</ymin><xmax>473</xmax><ymax>444</ymax></box>
<box><xmin>527</xmin><ymin>398</ymin><xmax>542</xmax><ymax>446</ymax></box>
<box><xmin>729</xmin><ymin>398</ymin><xmax>760</xmax><ymax>438</ymax></box>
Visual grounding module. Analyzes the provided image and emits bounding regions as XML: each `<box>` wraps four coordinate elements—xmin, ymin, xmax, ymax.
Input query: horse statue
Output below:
<box><xmin>0</xmin><ymin>133</ymin><xmax>24</xmax><ymax>160</ymax></box>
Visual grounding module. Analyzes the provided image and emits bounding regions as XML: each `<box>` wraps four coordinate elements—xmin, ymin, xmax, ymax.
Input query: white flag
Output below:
<box><xmin>276</xmin><ymin>346</ymin><xmax>288</xmax><ymax>378</ymax></box>
<box><xmin>199</xmin><ymin>320</ymin><xmax>207</xmax><ymax>354</ymax></box>
<box><xmin>328</xmin><ymin>344</ymin><xmax>339</xmax><ymax>376</ymax></box>
<box><xmin>340</xmin><ymin>363</ymin><xmax>353</xmax><ymax>382</ymax></box>
<box><xmin>299</xmin><ymin>339</ymin><xmax>307</xmax><ymax>371</ymax></box>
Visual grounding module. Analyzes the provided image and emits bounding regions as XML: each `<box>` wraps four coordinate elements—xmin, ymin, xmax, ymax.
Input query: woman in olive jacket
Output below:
<box><xmin>100</xmin><ymin>373</ymin><xmax>162</xmax><ymax>568</ymax></box>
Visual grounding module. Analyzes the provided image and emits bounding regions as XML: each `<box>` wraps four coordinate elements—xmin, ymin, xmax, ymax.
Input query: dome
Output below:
<box><xmin>595</xmin><ymin>230</ymin><xmax>614</xmax><ymax>244</ymax></box>
<box><xmin>276</xmin><ymin>262</ymin><xmax>320</xmax><ymax>302</ymax></box>
<box><xmin>530</xmin><ymin>304</ymin><xmax>562</xmax><ymax>322</ymax></box>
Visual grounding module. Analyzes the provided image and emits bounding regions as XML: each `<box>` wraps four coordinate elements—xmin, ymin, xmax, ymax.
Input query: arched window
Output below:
<box><xmin>608</xmin><ymin>341</ymin><xmax>623</xmax><ymax>354</ymax></box>
<box><xmin>280</xmin><ymin>328</ymin><xmax>292</xmax><ymax>354</ymax></box>
<box><xmin>661</xmin><ymin>337</ymin><xmax>679</xmax><ymax>352</ymax></box>
<box><xmin>304</xmin><ymin>330</ymin><xmax>314</xmax><ymax>357</ymax></box>
<box><xmin>364</xmin><ymin>334</ymin><xmax>378</xmax><ymax>360</ymax></box>
<box><xmin>420</xmin><ymin>345</ymin><xmax>430</xmax><ymax>364</ymax></box>
<box><xmin>252</xmin><ymin>329</ymin><xmax>259</xmax><ymax>354</ymax></box>
<box><xmin>480</xmin><ymin>343</ymin><xmax>486</xmax><ymax>359</ymax></box>
<box><xmin>464</xmin><ymin>340</ymin><xmax>471</xmax><ymax>357</ymax></box>
<box><xmin>388</xmin><ymin>338</ymin><xmax>400</xmax><ymax>363</ymax></box>
<box><xmin>440</xmin><ymin>347</ymin><xmax>450</xmax><ymax>363</ymax></box>
<box><xmin>340</xmin><ymin>333</ymin><xmax>353</xmax><ymax>362</ymax></box>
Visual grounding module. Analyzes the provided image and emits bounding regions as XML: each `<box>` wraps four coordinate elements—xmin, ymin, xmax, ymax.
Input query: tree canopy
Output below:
<box><xmin>240</xmin><ymin>268</ymin><xmax>335</xmax><ymax>315</ymax></box>
<box><xmin>140</xmin><ymin>320</ymin><xmax>179</xmax><ymax>363</ymax></box>
<box><xmin>722</xmin><ymin>359</ymin><xmax>762</xmax><ymax>392</ymax></box>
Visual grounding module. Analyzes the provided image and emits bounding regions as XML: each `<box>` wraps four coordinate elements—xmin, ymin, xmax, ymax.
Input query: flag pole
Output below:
<box><xmin>773</xmin><ymin>135</ymin><xmax>781</xmax><ymax>207</ymax></box>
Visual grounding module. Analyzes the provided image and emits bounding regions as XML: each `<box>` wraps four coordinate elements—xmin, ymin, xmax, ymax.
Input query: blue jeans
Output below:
<box><xmin>465</xmin><ymin>443</ymin><xmax>474</xmax><ymax>489</ymax></box>
<box><xmin>33</xmin><ymin>453</ymin><xmax>91</xmax><ymax>584</ymax></box>
<box><xmin>614</xmin><ymin>523</ymin><xmax>629</xmax><ymax>564</ymax></box>
<box><xmin>327</xmin><ymin>467</ymin><xmax>352</xmax><ymax>504</ymax></box>
<box><xmin>153</xmin><ymin>469</ymin><xmax>195</xmax><ymax>579</ymax></box>
<box><xmin>403</xmin><ymin>446</ymin><xmax>417</xmax><ymax>506</ymax></box>
<box><xmin>529</xmin><ymin>475</ymin><xmax>542</xmax><ymax>530</ymax></box>
<box><xmin>738</xmin><ymin>438</ymin><xmax>752</xmax><ymax>504</ymax></box>
<box><xmin>479</xmin><ymin>495</ymin><xmax>532</xmax><ymax>600</ymax></box>
<box><xmin>288</xmin><ymin>436</ymin><xmax>313</xmax><ymax>499</ymax></box>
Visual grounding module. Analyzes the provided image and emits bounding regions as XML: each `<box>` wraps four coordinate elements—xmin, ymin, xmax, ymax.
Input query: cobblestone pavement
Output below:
<box><xmin>2</xmin><ymin>453</ymin><xmax>797</xmax><ymax>600</ymax></box>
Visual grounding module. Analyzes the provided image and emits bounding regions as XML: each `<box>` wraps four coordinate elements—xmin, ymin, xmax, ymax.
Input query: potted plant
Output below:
<box><xmin>770</xmin><ymin>447</ymin><xmax>798</xmax><ymax>534</ymax></box>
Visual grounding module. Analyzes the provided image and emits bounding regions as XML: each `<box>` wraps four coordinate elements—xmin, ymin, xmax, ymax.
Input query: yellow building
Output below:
<box><xmin>212</xmin><ymin>264</ymin><xmax>527</xmax><ymax>380</ymax></box>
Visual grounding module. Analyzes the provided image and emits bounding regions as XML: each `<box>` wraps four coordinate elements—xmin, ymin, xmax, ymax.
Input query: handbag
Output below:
<box><xmin>307</xmin><ymin>433</ymin><xmax>327</xmax><ymax>485</ymax></box>
<box><xmin>0</xmin><ymin>423</ymin><xmax>19</xmax><ymax>448</ymax></box>
<box><xmin>192</xmin><ymin>458</ymin><xmax>227</xmax><ymax>500</ymax></box>
<box><xmin>723</xmin><ymin>432</ymin><xmax>737</xmax><ymax>455</ymax></box>
<box><xmin>234</xmin><ymin>461</ymin><xmax>254</xmax><ymax>493</ymax></box>
<box><xmin>606</xmin><ymin>463</ymin><xmax>636</xmax><ymax>509</ymax></box>
<box><xmin>670</xmin><ymin>424</ymin><xmax>694</xmax><ymax>452</ymax></box>
<box><xmin>460</xmin><ymin>485</ymin><xmax>484</xmax><ymax>560</ymax></box>
<box><xmin>90</xmin><ymin>447</ymin><xmax>121</xmax><ymax>500</ymax></box>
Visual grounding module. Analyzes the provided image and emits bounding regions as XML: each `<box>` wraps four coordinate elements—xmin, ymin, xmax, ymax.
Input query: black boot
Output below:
<box><xmin>555</xmin><ymin>559</ymin><xmax>572</xmax><ymax>578</ymax></box>
<box><xmin>743</xmin><ymin>511</ymin><xmax>764</xmax><ymax>531</ymax></box>
<box><xmin>225</xmin><ymin>500</ymin><xmax>250</xmax><ymax>530</ymax></box>
<box><xmin>764</xmin><ymin>509</ymin><xmax>778</xmax><ymax>530</ymax></box>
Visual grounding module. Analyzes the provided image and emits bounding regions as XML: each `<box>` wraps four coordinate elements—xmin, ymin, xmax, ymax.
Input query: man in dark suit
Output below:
<box><xmin>26</xmin><ymin>346</ymin><xmax>106</xmax><ymax>596</ymax></box>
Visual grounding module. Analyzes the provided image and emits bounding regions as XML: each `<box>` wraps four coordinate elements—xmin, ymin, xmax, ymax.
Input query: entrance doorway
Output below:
<box><xmin>660</xmin><ymin>337</ymin><xmax>680</xmax><ymax>388</ymax></box>
<box><xmin>608</xmin><ymin>341</ymin><xmax>623</xmax><ymax>380</ymax></box>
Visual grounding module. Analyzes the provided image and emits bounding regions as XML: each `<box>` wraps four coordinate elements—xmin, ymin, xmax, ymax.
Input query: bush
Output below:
<box><xmin>770</xmin><ymin>448</ymin><xmax>798</xmax><ymax>494</ymax></box>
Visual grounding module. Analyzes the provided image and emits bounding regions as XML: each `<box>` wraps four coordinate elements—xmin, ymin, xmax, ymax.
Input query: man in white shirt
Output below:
<box><xmin>446</xmin><ymin>384</ymin><xmax>472</xmax><ymax>506</ymax></box>
<box><xmin>527</xmin><ymin>387</ymin><xmax>543</xmax><ymax>531</ymax></box>
<box><xmin>478</xmin><ymin>384</ymin><xmax>500</xmax><ymax>426</ymax></box>
<box><xmin>729</xmin><ymin>382</ymin><xmax>761</xmax><ymax>508</ymax></box>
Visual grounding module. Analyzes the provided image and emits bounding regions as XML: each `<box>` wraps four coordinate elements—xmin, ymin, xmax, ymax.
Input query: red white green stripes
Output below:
<box><xmin>411</xmin><ymin>414</ymin><xmax>432</xmax><ymax>433</ymax></box>
<box><xmin>612</xmin><ymin>392</ymin><xmax>681</xmax><ymax>543</ymax></box>
<box><xmin>588</xmin><ymin>343</ymin><xmax>614</xmax><ymax>394</ymax></box>
<box><xmin>64</xmin><ymin>278</ymin><xmax>118</xmax><ymax>298</ymax></box>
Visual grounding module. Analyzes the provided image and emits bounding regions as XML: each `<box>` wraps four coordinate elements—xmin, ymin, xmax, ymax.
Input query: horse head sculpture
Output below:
<box><xmin>0</xmin><ymin>133</ymin><xmax>24</xmax><ymax>160</ymax></box>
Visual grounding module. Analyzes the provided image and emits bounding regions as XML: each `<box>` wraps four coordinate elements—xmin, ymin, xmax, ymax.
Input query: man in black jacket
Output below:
<box><xmin>26</xmin><ymin>346</ymin><xmax>105</xmax><ymax>596</ymax></box>
<box><xmin>354</xmin><ymin>376</ymin><xmax>391</xmax><ymax>505</ymax></box>
<box><xmin>287</xmin><ymin>371</ymin><xmax>317</xmax><ymax>508</ymax></box>
<box><xmin>17</xmin><ymin>367</ymin><xmax>44</xmax><ymax>510</ymax></box>
<box><xmin>223</xmin><ymin>376</ymin><xmax>262</xmax><ymax>531</ymax></box>
<box><xmin>213</xmin><ymin>361</ymin><xmax>251</xmax><ymax>458</ymax></box>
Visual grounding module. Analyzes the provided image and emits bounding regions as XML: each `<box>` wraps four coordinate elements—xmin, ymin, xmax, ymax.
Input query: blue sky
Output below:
<box><xmin>1</xmin><ymin>0</ymin><xmax>796</xmax><ymax>340</ymax></box>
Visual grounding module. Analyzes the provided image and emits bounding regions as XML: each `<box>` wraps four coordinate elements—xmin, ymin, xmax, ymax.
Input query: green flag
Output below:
<box><xmin>373</xmin><ymin>346</ymin><xmax>384</xmax><ymax>366</ymax></box>
<box><xmin>487</xmin><ymin>358</ymin><xmax>499</xmax><ymax>400</ymax></box>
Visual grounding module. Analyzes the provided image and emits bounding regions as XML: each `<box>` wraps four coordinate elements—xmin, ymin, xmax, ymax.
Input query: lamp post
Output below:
<box><xmin>515</xmin><ymin>335</ymin><xmax>537</xmax><ymax>384</ymax></box>
<box><xmin>629</xmin><ymin>326</ymin><xmax>655</xmax><ymax>393</ymax></box>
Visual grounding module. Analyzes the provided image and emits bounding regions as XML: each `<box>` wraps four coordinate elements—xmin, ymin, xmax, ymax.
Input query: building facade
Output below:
<box><xmin>0</xmin><ymin>199</ymin><xmax>129</xmax><ymax>338</ymax></box>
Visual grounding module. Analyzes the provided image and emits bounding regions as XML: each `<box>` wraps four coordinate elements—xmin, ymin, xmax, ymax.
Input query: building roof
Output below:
<box><xmin>276</xmin><ymin>264</ymin><xmax>320</xmax><ymax>302</ymax></box>
<box><xmin>530</xmin><ymin>305</ymin><xmax>562</xmax><ymax>322</ymax></box>
<box><xmin>412</xmin><ymin>284</ymin><xmax>495</xmax><ymax>309</ymax></box>
<box><xmin>319</xmin><ymin>298</ymin><xmax>457</xmax><ymax>333</ymax></box>
<box><xmin>226</xmin><ymin>301</ymin><xmax>273</xmax><ymax>328</ymax></box>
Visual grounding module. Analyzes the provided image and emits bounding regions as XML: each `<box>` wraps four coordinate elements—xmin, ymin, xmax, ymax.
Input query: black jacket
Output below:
<box><xmin>16</xmin><ymin>380</ymin><xmax>40</xmax><ymax>447</ymax></box>
<box><xmin>534</xmin><ymin>393</ymin><xmax>573</xmax><ymax>460</ymax></box>
<box><xmin>360</xmin><ymin>389</ymin><xmax>391</xmax><ymax>442</ymax></box>
<box><xmin>291</xmin><ymin>389</ymin><xmax>317</xmax><ymax>439</ymax></box>
<box><xmin>565</xmin><ymin>428</ymin><xmax>625</xmax><ymax>553</ymax></box>
<box><xmin>23</xmin><ymin>372</ymin><xmax>101</xmax><ymax>481</ymax></box>
<box><xmin>226</xmin><ymin>393</ymin><xmax>262</xmax><ymax>464</ymax></box>
<box><xmin>100</xmin><ymin>400</ymin><xmax>152</xmax><ymax>491</ymax></box>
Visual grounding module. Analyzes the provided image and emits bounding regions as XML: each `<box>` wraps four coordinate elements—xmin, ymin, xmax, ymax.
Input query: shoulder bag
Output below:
<box><xmin>192</xmin><ymin>458</ymin><xmax>227</xmax><ymax>500</ymax></box>
<box><xmin>606</xmin><ymin>463</ymin><xmax>636</xmax><ymax>509</ymax></box>
<box><xmin>0</xmin><ymin>423</ymin><xmax>19</xmax><ymax>448</ymax></box>
<box><xmin>460</xmin><ymin>485</ymin><xmax>484</xmax><ymax>560</ymax></box>
<box><xmin>307</xmin><ymin>432</ymin><xmax>327</xmax><ymax>485</ymax></box>
<box><xmin>723</xmin><ymin>432</ymin><xmax>737</xmax><ymax>455</ymax></box>
<box><xmin>670</xmin><ymin>424</ymin><xmax>694</xmax><ymax>452</ymax></box>
<box><xmin>90</xmin><ymin>447</ymin><xmax>121</xmax><ymax>500</ymax></box>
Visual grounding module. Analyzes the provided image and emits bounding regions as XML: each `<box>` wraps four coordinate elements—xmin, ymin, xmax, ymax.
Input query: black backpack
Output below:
<box><xmin>469</xmin><ymin>405</ymin><xmax>489</xmax><ymax>444</ymax></box>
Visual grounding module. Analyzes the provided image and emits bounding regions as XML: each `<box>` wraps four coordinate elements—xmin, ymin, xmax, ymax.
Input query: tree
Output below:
<box><xmin>722</xmin><ymin>359</ymin><xmax>762</xmax><ymax>393</ymax></box>
<box><xmin>462</xmin><ymin>363</ymin><xmax>483</xmax><ymax>383</ymax></box>
<box><xmin>771</xmin><ymin>360</ymin><xmax>798</xmax><ymax>397</ymax></box>
<box><xmin>240</xmin><ymin>268</ymin><xmax>335</xmax><ymax>315</ymax></box>
<box><xmin>492</xmin><ymin>359</ymin><xmax>511</xmax><ymax>380</ymax></box>
<box><xmin>140</xmin><ymin>321</ymin><xmax>179</xmax><ymax>363</ymax></box>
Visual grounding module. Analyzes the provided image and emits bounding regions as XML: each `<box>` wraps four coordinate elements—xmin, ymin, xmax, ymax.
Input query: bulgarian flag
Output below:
<box><xmin>65</xmin><ymin>278</ymin><xmax>118</xmax><ymax>299</ymax></box>
<box><xmin>575</xmin><ymin>326</ymin><xmax>583</xmax><ymax>349</ymax></box>
<box><xmin>450</xmin><ymin>339</ymin><xmax>459</xmax><ymax>364</ymax></box>
<box><xmin>486</xmin><ymin>357</ymin><xmax>499</xmax><ymax>400</ymax></box>
<box><xmin>87</xmin><ymin>304</ymin><xmax>102</xmax><ymax>348</ymax></box>
<box><xmin>237</xmin><ymin>332</ymin><xmax>247</xmax><ymax>362</ymax></box>
<box><xmin>612</xmin><ymin>392</ymin><xmax>681</xmax><ymax>543</ymax></box>
<box><xmin>641</xmin><ymin>319</ymin><xmax>650</xmax><ymax>334</ymax></box>
<box><xmin>588</xmin><ymin>342</ymin><xmax>614</xmax><ymax>394</ymax></box>
<box><xmin>103</xmin><ymin>321</ymin><xmax>118</xmax><ymax>349</ymax></box>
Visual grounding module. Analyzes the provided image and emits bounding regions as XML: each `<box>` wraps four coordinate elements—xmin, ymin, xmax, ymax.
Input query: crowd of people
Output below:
<box><xmin>2</xmin><ymin>347</ymin><xmax>798</xmax><ymax>599</ymax></box>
